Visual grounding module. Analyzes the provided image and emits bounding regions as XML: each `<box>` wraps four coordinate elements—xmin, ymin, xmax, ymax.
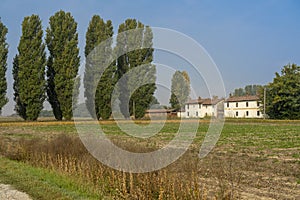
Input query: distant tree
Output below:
<box><xmin>39</xmin><ymin>110</ymin><xmax>54</xmax><ymax>117</ymax></box>
<box><xmin>263</xmin><ymin>64</ymin><xmax>300</xmax><ymax>119</ymax></box>
<box><xmin>0</xmin><ymin>20</ymin><xmax>8</xmax><ymax>115</ymax></box>
<box><xmin>169</xmin><ymin>70</ymin><xmax>190</xmax><ymax>110</ymax></box>
<box><xmin>46</xmin><ymin>10</ymin><xmax>80</xmax><ymax>120</ymax></box>
<box><xmin>245</xmin><ymin>85</ymin><xmax>252</xmax><ymax>95</ymax></box>
<box><xmin>116</xmin><ymin>19</ymin><xmax>156</xmax><ymax>119</ymax></box>
<box><xmin>149</xmin><ymin>96</ymin><xmax>160</xmax><ymax>107</ymax></box>
<box><xmin>233</xmin><ymin>88</ymin><xmax>244</xmax><ymax>96</ymax></box>
<box><xmin>84</xmin><ymin>15</ymin><xmax>115</xmax><ymax>120</ymax></box>
<box><xmin>72</xmin><ymin>103</ymin><xmax>91</xmax><ymax>117</ymax></box>
<box><xmin>13</xmin><ymin>15</ymin><xmax>46</xmax><ymax>120</ymax></box>
<box><xmin>232</xmin><ymin>85</ymin><xmax>262</xmax><ymax>97</ymax></box>
<box><xmin>249</xmin><ymin>85</ymin><xmax>262</xmax><ymax>95</ymax></box>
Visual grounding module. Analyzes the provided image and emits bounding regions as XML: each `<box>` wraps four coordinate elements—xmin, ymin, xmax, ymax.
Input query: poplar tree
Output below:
<box><xmin>116</xmin><ymin>19</ymin><xmax>156</xmax><ymax>119</ymax></box>
<box><xmin>169</xmin><ymin>70</ymin><xmax>190</xmax><ymax>110</ymax></box>
<box><xmin>84</xmin><ymin>15</ymin><xmax>115</xmax><ymax>120</ymax></box>
<box><xmin>13</xmin><ymin>15</ymin><xmax>46</xmax><ymax>120</ymax></box>
<box><xmin>46</xmin><ymin>10</ymin><xmax>80</xmax><ymax>120</ymax></box>
<box><xmin>0</xmin><ymin>20</ymin><xmax>8</xmax><ymax>115</ymax></box>
<box><xmin>13</xmin><ymin>55</ymin><xmax>25</xmax><ymax>118</ymax></box>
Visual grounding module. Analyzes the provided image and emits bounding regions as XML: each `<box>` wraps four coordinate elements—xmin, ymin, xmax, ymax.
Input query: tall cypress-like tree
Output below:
<box><xmin>169</xmin><ymin>70</ymin><xmax>190</xmax><ymax>110</ymax></box>
<box><xmin>46</xmin><ymin>10</ymin><xmax>80</xmax><ymax>120</ymax></box>
<box><xmin>84</xmin><ymin>15</ymin><xmax>115</xmax><ymax>120</ymax></box>
<box><xmin>116</xmin><ymin>19</ymin><xmax>156</xmax><ymax>119</ymax></box>
<box><xmin>13</xmin><ymin>55</ymin><xmax>25</xmax><ymax>118</ymax></box>
<box><xmin>0</xmin><ymin>20</ymin><xmax>8</xmax><ymax>115</ymax></box>
<box><xmin>13</xmin><ymin>15</ymin><xmax>46</xmax><ymax>120</ymax></box>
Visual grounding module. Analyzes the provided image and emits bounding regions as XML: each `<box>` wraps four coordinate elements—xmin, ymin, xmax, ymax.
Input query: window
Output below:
<box><xmin>236</xmin><ymin>102</ymin><xmax>238</xmax><ymax>107</ymax></box>
<box><xmin>236</xmin><ymin>111</ymin><xmax>238</xmax><ymax>117</ymax></box>
<box><xmin>257</xmin><ymin>102</ymin><xmax>260</xmax><ymax>107</ymax></box>
<box><xmin>212</xmin><ymin>112</ymin><xmax>214</xmax><ymax>116</ymax></box>
<box><xmin>187</xmin><ymin>104</ymin><xmax>189</xmax><ymax>109</ymax></box>
<box><xmin>246</xmin><ymin>102</ymin><xmax>249</xmax><ymax>107</ymax></box>
<box><xmin>227</xmin><ymin>102</ymin><xmax>229</xmax><ymax>107</ymax></box>
<box><xmin>196</xmin><ymin>111</ymin><xmax>198</xmax><ymax>117</ymax></box>
<box><xmin>246</xmin><ymin>111</ymin><xmax>249</xmax><ymax>116</ymax></box>
<box><xmin>187</xmin><ymin>112</ymin><xmax>189</xmax><ymax>116</ymax></box>
<box><xmin>257</xmin><ymin>111</ymin><xmax>260</xmax><ymax>116</ymax></box>
<box><xmin>205</xmin><ymin>105</ymin><xmax>208</xmax><ymax>109</ymax></box>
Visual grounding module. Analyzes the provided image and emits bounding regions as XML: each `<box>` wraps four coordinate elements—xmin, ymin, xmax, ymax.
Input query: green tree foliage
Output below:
<box><xmin>13</xmin><ymin>15</ymin><xmax>46</xmax><ymax>120</ymax></box>
<box><xmin>46</xmin><ymin>10</ymin><xmax>80</xmax><ymax>120</ymax></box>
<box><xmin>264</xmin><ymin>64</ymin><xmax>300</xmax><ymax>119</ymax></box>
<box><xmin>0</xmin><ymin>20</ymin><xmax>8</xmax><ymax>115</ymax></box>
<box><xmin>233</xmin><ymin>88</ymin><xmax>244</xmax><ymax>97</ymax></box>
<box><xmin>169</xmin><ymin>70</ymin><xmax>191</xmax><ymax>110</ymax></box>
<box><xmin>116</xmin><ymin>19</ymin><xmax>156</xmax><ymax>119</ymax></box>
<box><xmin>231</xmin><ymin>84</ymin><xmax>262</xmax><ymax>97</ymax></box>
<box><xmin>84</xmin><ymin>15</ymin><xmax>115</xmax><ymax>120</ymax></box>
<box><xmin>13</xmin><ymin>55</ymin><xmax>26</xmax><ymax>118</ymax></box>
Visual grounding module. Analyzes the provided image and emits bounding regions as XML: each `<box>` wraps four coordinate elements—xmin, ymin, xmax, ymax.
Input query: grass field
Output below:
<box><xmin>0</xmin><ymin>118</ymin><xmax>299</xmax><ymax>199</ymax></box>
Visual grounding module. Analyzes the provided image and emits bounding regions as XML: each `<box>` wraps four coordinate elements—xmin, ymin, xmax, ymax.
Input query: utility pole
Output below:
<box><xmin>263</xmin><ymin>87</ymin><xmax>266</xmax><ymax>119</ymax></box>
<box><xmin>133</xmin><ymin>100</ymin><xmax>135</xmax><ymax>119</ymax></box>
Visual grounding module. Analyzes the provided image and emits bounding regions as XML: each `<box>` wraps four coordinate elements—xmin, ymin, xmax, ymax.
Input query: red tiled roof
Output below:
<box><xmin>202</xmin><ymin>98</ymin><xmax>223</xmax><ymax>105</ymax></box>
<box><xmin>225</xmin><ymin>95</ymin><xmax>259</xmax><ymax>102</ymax></box>
<box><xmin>186</xmin><ymin>99</ymin><xmax>202</xmax><ymax>104</ymax></box>
<box><xmin>186</xmin><ymin>98</ymin><xmax>223</xmax><ymax>105</ymax></box>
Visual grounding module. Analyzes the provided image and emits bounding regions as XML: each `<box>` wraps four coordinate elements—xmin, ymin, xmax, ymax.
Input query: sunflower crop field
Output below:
<box><xmin>0</xmin><ymin>118</ymin><xmax>299</xmax><ymax>199</ymax></box>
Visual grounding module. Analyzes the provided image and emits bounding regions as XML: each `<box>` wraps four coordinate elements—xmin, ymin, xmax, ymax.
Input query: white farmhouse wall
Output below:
<box><xmin>200</xmin><ymin>104</ymin><xmax>217</xmax><ymax>118</ymax></box>
<box><xmin>224</xmin><ymin>100</ymin><xmax>262</xmax><ymax>118</ymax></box>
<box><xmin>179</xmin><ymin>96</ymin><xmax>261</xmax><ymax>119</ymax></box>
<box><xmin>180</xmin><ymin>100</ymin><xmax>224</xmax><ymax>118</ymax></box>
<box><xmin>177</xmin><ymin>111</ymin><xmax>187</xmax><ymax>118</ymax></box>
<box><xmin>185</xmin><ymin>103</ymin><xmax>200</xmax><ymax>118</ymax></box>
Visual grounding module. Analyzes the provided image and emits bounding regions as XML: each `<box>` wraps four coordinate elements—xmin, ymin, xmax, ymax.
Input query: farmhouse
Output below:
<box><xmin>178</xmin><ymin>98</ymin><xmax>224</xmax><ymax>118</ymax></box>
<box><xmin>224</xmin><ymin>95</ymin><xmax>262</xmax><ymax>118</ymax></box>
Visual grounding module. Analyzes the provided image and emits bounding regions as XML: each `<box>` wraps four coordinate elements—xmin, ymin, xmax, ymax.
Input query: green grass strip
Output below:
<box><xmin>0</xmin><ymin>157</ymin><xmax>102</xmax><ymax>200</ymax></box>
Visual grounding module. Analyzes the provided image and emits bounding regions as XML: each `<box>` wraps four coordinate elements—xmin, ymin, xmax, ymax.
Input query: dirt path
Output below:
<box><xmin>0</xmin><ymin>184</ymin><xmax>31</xmax><ymax>200</ymax></box>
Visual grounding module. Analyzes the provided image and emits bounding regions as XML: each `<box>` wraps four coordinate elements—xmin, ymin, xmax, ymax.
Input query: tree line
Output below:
<box><xmin>230</xmin><ymin>85</ymin><xmax>263</xmax><ymax>97</ymax></box>
<box><xmin>0</xmin><ymin>10</ymin><xmax>157</xmax><ymax>120</ymax></box>
<box><xmin>0</xmin><ymin>11</ymin><xmax>298</xmax><ymax>120</ymax></box>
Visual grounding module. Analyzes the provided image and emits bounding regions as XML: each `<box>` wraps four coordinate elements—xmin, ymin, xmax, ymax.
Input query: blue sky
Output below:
<box><xmin>1</xmin><ymin>0</ymin><xmax>300</xmax><ymax>115</ymax></box>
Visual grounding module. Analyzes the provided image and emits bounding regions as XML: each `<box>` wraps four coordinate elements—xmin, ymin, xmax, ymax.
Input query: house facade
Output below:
<box><xmin>178</xmin><ymin>98</ymin><xmax>224</xmax><ymax>118</ymax></box>
<box><xmin>224</xmin><ymin>95</ymin><xmax>262</xmax><ymax>118</ymax></box>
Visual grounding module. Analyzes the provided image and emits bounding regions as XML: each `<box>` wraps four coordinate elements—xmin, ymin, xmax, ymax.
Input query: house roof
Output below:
<box><xmin>186</xmin><ymin>99</ymin><xmax>202</xmax><ymax>104</ymax></box>
<box><xmin>225</xmin><ymin>95</ymin><xmax>260</xmax><ymax>102</ymax></box>
<box><xmin>186</xmin><ymin>98</ymin><xmax>223</xmax><ymax>105</ymax></box>
<box><xmin>202</xmin><ymin>98</ymin><xmax>224</xmax><ymax>105</ymax></box>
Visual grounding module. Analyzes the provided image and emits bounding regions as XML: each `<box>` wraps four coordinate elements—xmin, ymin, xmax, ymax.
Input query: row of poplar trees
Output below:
<box><xmin>0</xmin><ymin>10</ymin><xmax>156</xmax><ymax>120</ymax></box>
